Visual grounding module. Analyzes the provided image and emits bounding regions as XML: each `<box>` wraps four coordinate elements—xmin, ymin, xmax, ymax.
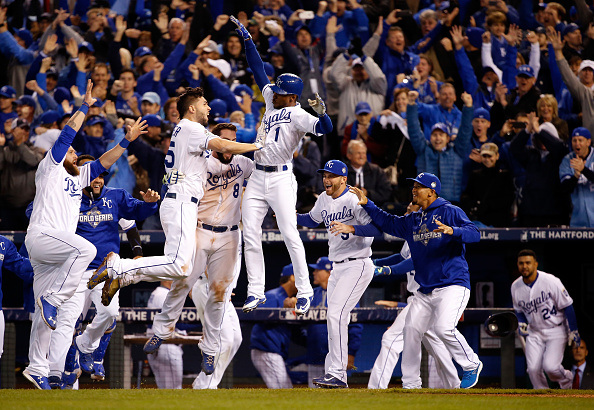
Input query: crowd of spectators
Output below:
<box><xmin>1</xmin><ymin>0</ymin><xmax>594</xmax><ymax>230</ymax></box>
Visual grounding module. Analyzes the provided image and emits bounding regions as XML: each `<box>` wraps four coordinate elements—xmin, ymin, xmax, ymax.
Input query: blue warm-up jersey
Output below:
<box><xmin>77</xmin><ymin>187</ymin><xmax>158</xmax><ymax>270</ymax></box>
<box><xmin>250</xmin><ymin>286</ymin><xmax>292</xmax><ymax>358</ymax></box>
<box><xmin>0</xmin><ymin>235</ymin><xmax>34</xmax><ymax>309</ymax></box>
<box><xmin>363</xmin><ymin>197</ymin><xmax>480</xmax><ymax>294</ymax></box>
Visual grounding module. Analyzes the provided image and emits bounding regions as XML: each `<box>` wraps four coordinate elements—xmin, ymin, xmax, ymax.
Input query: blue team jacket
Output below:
<box><xmin>306</xmin><ymin>286</ymin><xmax>362</xmax><ymax>365</ymax></box>
<box><xmin>250</xmin><ymin>286</ymin><xmax>292</xmax><ymax>358</ymax></box>
<box><xmin>77</xmin><ymin>187</ymin><xmax>158</xmax><ymax>270</ymax></box>
<box><xmin>0</xmin><ymin>235</ymin><xmax>34</xmax><ymax>309</ymax></box>
<box><xmin>363</xmin><ymin>198</ymin><xmax>480</xmax><ymax>294</ymax></box>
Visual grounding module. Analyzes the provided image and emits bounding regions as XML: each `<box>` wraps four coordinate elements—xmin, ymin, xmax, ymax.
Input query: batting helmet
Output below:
<box><xmin>271</xmin><ymin>73</ymin><xmax>303</xmax><ymax>98</ymax></box>
<box><xmin>484</xmin><ymin>312</ymin><xmax>518</xmax><ymax>338</ymax></box>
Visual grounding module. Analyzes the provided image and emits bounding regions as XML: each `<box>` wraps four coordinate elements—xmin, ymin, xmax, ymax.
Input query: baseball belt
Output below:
<box><xmin>165</xmin><ymin>192</ymin><xmax>199</xmax><ymax>204</ymax></box>
<box><xmin>201</xmin><ymin>223</ymin><xmax>239</xmax><ymax>233</ymax></box>
<box><xmin>255</xmin><ymin>164</ymin><xmax>289</xmax><ymax>172</ymax></box>
<box><xmin>333</xmin><ymin>256</ymin><xmax>368</xmax><ymax>264</ymax></box>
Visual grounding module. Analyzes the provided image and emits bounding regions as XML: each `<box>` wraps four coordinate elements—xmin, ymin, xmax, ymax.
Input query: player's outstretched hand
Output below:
<box><xmin>433</xmin><ymin>220</ymin><xmax>453</xmax><ymax>235</ymax></box>
<box><xmin>230</xmin><ymin>15</ymin><xmax>251</xmax><ymax>40</ymax></box>
<box><xmin>83</xmin><ymin>79</ymin><xmax>97</xmax><ymax>107</ymax></box>
<box><xmin>518</xmin><ymin>322</ymin><xmax>529</xmax><ymax>337</ymax></box>
<box><xmin>308</xmin><ymin>93</ymin><xmax>327</xmax><ymax>116</ymax></box>
<box><xmin>374</xmin><ymin>266</ymin><xmax>392</xmax><ymax>276</ymax></box>
<box><xmin>141</xmin><ymin>188</ymin><xmax>160</xmax><ymax>203</ymax></box>
<box><xmin>125</xmin><ymin>117</ymin><xmax>148</xmax><ymax>142</ymax></box>
<box><xmin>329</xmin><ymin>220</ymin><xmax>355</xmax><ymax>236</ymax></box>
<box><xmin>569</xmin><ymin>330</ymin><xmax>581</xmax><ymax>347</ymax></box>
<box><xmin>349</xmin><ymin>186</ymin><xmax>368</xmax><ymax>205</ymax></box>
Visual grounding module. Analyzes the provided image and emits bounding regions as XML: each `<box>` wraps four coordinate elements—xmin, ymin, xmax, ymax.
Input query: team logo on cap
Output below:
<box><xmin>431</xmin><ymin>182</ymin><xmax>436</xmax><ymax>188</ymax></box>
<box><xmin>342</xmin><ymin>167</ymin><xmax>346</xmax><ymax>174</ymax></box>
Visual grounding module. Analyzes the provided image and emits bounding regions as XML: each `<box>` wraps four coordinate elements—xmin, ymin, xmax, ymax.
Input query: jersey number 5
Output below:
<box><xmin>165</xmin><ymin>141</ymin><xmax>175</xmax><ymax>168</ymax></box>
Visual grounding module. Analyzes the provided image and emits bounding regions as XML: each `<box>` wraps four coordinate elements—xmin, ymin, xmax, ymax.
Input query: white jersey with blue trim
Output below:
<box><xmin>165</xmin><ymin>118</ymin><xmax>219</xmax><ymax>199</ymax></box>
<box><xmin>511</xmin><ymin>270</ymin><xmax>573</xmax><ymax>330</ymax></box>
<box><xmin>308</xmin><ymin>187</ymin><xmax>373</xmax><ymax>262</ymax></box>
<box><xmin>199</xmin><ymin>154</ymin><xmax>255</xmax><ymax>226</ymax></box>
<box><xmin>28</xmin><ymin>151</ymin><xmax>93</xmax><ymax>234</ymax></box>
<box><xmin>399</xmin><ymin>242</ymin><xmax>420</xmax><ymax>295</ymax></box>
<box><xmin>254</xmin><ymin>84</ymin><xmax>320</xmax><ymax>166</ymax></box>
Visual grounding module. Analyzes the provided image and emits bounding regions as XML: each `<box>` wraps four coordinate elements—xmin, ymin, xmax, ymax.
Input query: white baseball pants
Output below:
<box><xmin>401</xmin><ymin>285</ymin><xmax>480</xmax><ymax>389</ymax></box>
<box><xmin>152</xmin><ymin>228</ymin><xmax>240</xmax><ymax>356</ymax></box>
<box><xmin>368</xmin><ymin>303</ymin><xmax>460</xmax><ymax>389</ymax></box>
<box><xmin>251</xmin><ymin>349</ymin><xmax>293</xmax><ymax>389</ymax></box>
<box><xmin>48</xmin><ymin>269</ymin><xmax>120</xmax><ymax>378</ymax></box>
<box><xmin>525</xmin><ymin>326</ymin><xmax>573</xmax><ymax>389</ymax></box>
<box><xmin>118</xmin><ymin>197</ymin><xmax>199</xmax><ymax>285</ymax></box>
<box><xmin>24</xmin><ymin>230</ymin><xmax>96</xmax><ymax>378</ymax></box>
<box><xmin>147</xmin><ymin>343</ymin><xmax>183</xmax><ymax>389</ymax></box>
<box><xmin>324</xmin><ymin>258</ymin><xmax>374</xmax><ymax>383</ymax></box>
<box><xmin>25</xmin><ymin>229</ymin><xmax>96</xmax><ymax>307</ymax></box>
<box><xmin>192</xmin><ymin>276</ymin><xmax>242</xmax><ymax>389</ymax></box>
<box><xmin>242</xmin><ymin>168</ymin><xmax>313</xmax><ymax>300</ymax></box>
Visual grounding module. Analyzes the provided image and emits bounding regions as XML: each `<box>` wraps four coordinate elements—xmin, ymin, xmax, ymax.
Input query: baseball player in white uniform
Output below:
<box><xmin>139</xmin><ymin>123</ymin><xmax>255</xmax><ymax>372</ymax></box>
<box><xmin>191</xmin><ymin>239</ymin><xmax>243</xmax><ymax>389</ymax></box>
<box><xmin>511</xmin><ymin>249</ymin><xmax>580</xmax><ymax>389</ymax></box>
<box><xmin>231</xmin><ymin>16</ymin><xmax>334</xmax><ymax>315</ymax></box>
<box><xmin>296</xmin><ymin>160</ymin><xmax>379</xmax><ymax>388</ymax></box>
<box><xmin>23</xmin><ymin>80</ymin><xmax>148</xmax><ymax>389</ymax></box>
<box><xmin>369</xmin><ymin>204</ymin><xmax>460</xmax><ymax>389</ymax></box>
<box><xmin>147</xmin><ymin>281</ymin><xmax>184</xmax><ymax>389</ymax></box>
<box><xmin>88</xmin><ymin>88</ymin><xmax>263</xmax><ymax>307</ymax></box>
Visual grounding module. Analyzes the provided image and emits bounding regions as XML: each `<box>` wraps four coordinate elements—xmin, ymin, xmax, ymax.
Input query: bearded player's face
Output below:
<box><xmin>214</xmin><ymin>128</ymin><xmax>236</xmax><ymax>164</ymax></box>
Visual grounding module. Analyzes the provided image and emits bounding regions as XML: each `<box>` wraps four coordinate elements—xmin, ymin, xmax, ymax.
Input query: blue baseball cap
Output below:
<box><xmin>134</xmin><ymin>46</ymin><xmax>152</xmax><ymax>58</ymax></box>
<box><xmin>308</xmin><ymin>256</ymin><xmax>333</xmax><ymax>271</ymax></box>
<box><xmin>281</xmin><ymin>263</ymin><xmax>294</xmax><ymax>277</ymax></box>
<box><xmin>86</xmin><ymin>116</ymin><xmax>105</xmax><ymax>127</ymax></box>
<box><xmin>355</xmin><ymin>101</ymin><xmax>372</xmax><ymax>115</ymax></box>
<box><xmin>15</xmin><ymin>29</ymin><xmax>33</xmax><ymax>48</ymax></box>
<box><xmin>210</xmin><ymin>99</ymin><xmax>227</xmax><ymax>118</ymax></box>
<box><xmin>0</xmin><ymin>85</ymin><xmax>17</xmax><ymax>99</ymax></box>
<box><xmin>517</xmin><ymin>65</ymin><xmax>535</xmax><ymax>78</ymax></box>
<box><xmin>142</xmin><ymin>114</ymin><xmax>162</xmax><ymax>127</ymax></box>
<box><xmin>563</xmin><ymin>23</ymin><xmax>579</xmax><ymax>37</ymax></box>
<box><xmin>53</xmin><ymin>87</ymin><xmax>72</xmax><ymax>104</ymax></box>
<box><xmin>39</xmin><ymin>110</ymin><xmax>61</xmax><ymax>125</ymax></box>
<box><xmin>317</xmin><ymin>160</ymin><xmax>348</xmax><ymax>177</ymax></box>
<box><xmin>473</xmin><ymin>108</ymin><xmax>491</xmax><ymax>121</ymax></box>
<box><xmin>466</xmin><ymin>27</ymin><xmax>485</xmax><ymax>49</ymax></box>
<box><xmin>15</xmin><ymin>95</ymin><xmax>36</xmax><ymax>107</ymax></box>
<box><xmin>233</xmin><ymin>84</ymin><xmax>254</xmax><ymax>98</ymax></box>
<box><xmin>431</xmin><ymin>122</ymin><xmax>450</xmax><ymax>135</ymax></box>
<box><xmin>408</xmin><ymin>172</ymin><xmax>441</xmax><ymax>195</ymax></box>
<box><xmin>572</xmin><ymin>127</ymin><xmax>592</xmax><ymax>139</ymax></box>
<box><xmin>79</xmin><ymin>41</ymin><xmax>95</xmax><ymax>53</ymax></box>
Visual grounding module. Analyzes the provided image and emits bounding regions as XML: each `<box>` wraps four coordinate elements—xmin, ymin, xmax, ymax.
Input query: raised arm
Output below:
<box><xmin>230</xmin><ymin>16</ymin><xmax>269</xmax><ymax>92</ymax></box>
<box><xmin>99</xmin><ymin>117</ymin><xmax>148</xmax><ymax>170</ymax></box>
<box><xmin>51</xmin><ymin>79</ymin><xmax>97</xmax><ymax>163</ymax></box>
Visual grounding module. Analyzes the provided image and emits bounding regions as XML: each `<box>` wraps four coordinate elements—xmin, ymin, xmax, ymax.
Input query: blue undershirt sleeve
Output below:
<box><xmin>244</xmin><ymin>40</ymin><xmax>270</xmax><ymax>91</ymax></box>
<box><xmin>297</xmin><ymin>213</ymin><xmax>320</xmax><ymax>228</ymax></box>
<box><xmin>564</xmin><ymin>305</ymin><xmax>578</xmax><ymax>332</ymax></box>
<box><xmin>515</xmin><ymin>310</ymin><xmax>528</xmax><ymax>324</ymax></box>
<box><xmin>353</xmin><ymin>223</ymin><xmax>382</xmax><ymax>237</ymax></box>
<box><xmin>314</xmin><ymin>113</ymin><xmax>333</xmax><ymax>134</ymax></box>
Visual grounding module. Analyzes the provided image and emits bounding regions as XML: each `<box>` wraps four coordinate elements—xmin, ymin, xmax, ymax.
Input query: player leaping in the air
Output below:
<box><xmin>230</xmin><ymin>15</ymin><xmax>333</xmax><ymax>315</ymax></box>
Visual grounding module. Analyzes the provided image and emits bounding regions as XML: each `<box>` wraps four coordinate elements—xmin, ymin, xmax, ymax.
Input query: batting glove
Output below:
<box><xmin>568</xmin><ymin>330</ymin><xmax>581</xmax><ymax>347</ymax></box>
<box><xmin>308</xmin><ymin>93</ymin><xmax>327</xmax><ymax>116</ymax></box>
<box><xmin>518</xmin><ymin>322</ymin><xmax>529</xmax><ymax>337</ymax></box>
<box><xmin>374</xmin><ymin>266</ymin><xmax>392</xmax><ymax>276</ymax></box>
<box><xmin>163</xmin><ymin>169</ymin><xmax>185</xmax><ymax>185</ymax></box>
<box><xmin>254</xmin><ymin>126</ymin><xmax>266</xmax><ymax>150</ymax></box>
<box><xmin>230</xmin><ymin>15</ymin><xmax>252</xmax><ymax>41</ymax></box>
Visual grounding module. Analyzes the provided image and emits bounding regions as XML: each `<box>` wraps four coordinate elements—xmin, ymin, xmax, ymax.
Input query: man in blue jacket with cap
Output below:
<box><xmin>250</xmin><ymin>263</ymin><xmax>298</xmax><ymax>389</ymax></box>
<box><xmin>350</xmin><ymin>172</ymin><xmax>483</xmax><ymax>389</ymax></box>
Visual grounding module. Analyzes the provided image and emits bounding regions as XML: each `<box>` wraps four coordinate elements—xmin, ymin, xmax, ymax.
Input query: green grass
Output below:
<box><xmin>0</xmin><ymin>389</ymin><xmax>593</xmax><ymax>410</ymax></box>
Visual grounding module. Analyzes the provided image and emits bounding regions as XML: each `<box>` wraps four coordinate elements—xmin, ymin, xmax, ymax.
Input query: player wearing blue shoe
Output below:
<box><xmin>23</xmin><ymin>80</ymin><xmax>148</xmax><ymax>384</ymax></box>
<box><xmin>351</xmin><ymin>172</ymin><xmax>483</xmax><ymax>389</ymax></box>
<box><xmin>46</xmin><ymin>154</ymin><xmax>158</xmax><ymax>382</ymax></box>
<box><xmin>297</xmin><ymin>160</ymin><xmax>380</xmax><ymax>388</ymax></box>
<box><xmin>230</xmin><ymin>15</ymin><xmax>333</xmax><ymax>315</ymax></box>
